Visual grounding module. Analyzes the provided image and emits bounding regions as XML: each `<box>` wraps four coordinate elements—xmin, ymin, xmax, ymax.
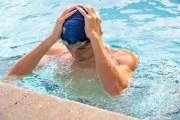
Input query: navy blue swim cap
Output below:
<box><xmin>61</xmin><ymin>9</ymin><xmax>88</xmax><ymax>44</ymax></box>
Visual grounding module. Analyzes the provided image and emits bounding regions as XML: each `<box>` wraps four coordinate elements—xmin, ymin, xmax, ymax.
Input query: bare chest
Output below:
<box><xmin>69</xmin><ymin>63</ymin><xmax>98</xmax><ymax>81</ymax></box>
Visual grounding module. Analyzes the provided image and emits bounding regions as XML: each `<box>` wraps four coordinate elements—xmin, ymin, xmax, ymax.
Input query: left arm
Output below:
<box><xmin>77</xmin><ymin>5</ymin><xmax>138</xmax><ymax>97</ymax></box>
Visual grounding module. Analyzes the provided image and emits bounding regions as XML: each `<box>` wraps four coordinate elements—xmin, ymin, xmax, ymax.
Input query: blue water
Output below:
<box><xmin>0</xmin><ymin>0</ymin><xmax>180</xmax><ymax>119</ymax></box>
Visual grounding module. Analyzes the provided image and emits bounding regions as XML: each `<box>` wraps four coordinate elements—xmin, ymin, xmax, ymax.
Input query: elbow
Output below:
<box><xmin>121</xmin><ymin>81</ymin><xmax>129</xmax><ymax>90</ymax></box>
<box><xmin>104</xmin><ymin>81</ymin><xmax>129</xmax><ymax>97</ymax></box>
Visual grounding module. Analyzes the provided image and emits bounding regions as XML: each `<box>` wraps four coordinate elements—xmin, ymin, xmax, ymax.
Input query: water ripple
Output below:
<box><xmin>0</xmin><ymin>0</ymin><xmax>180</xmax><ymax>119</ymax></box>
<box><xmin>19</xmin><ymin>12</ymin><xmax>52</xmax><ymax>21</ymax></box>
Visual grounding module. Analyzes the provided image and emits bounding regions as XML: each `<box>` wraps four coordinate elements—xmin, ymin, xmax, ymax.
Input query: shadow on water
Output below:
<box><xmin>172</xmin><ymin>39</ymin><xmax>180</xmax><ymax>46</ymax></box>
<box><xmin>169</xmin><ymin>0</ymin><xmax>180</xmax><ymax>4</ymax></box>
<box><xmin>0</xmin><ymin>36</ymin><xmax>8</xmax><ymax>40</ymax></box>
<box><xmin>0</xmin><ymin>55</ymin><xmax>22</xmax><ymax>78</ymax></box>
<box><xmin>100</xmin><ymin>1</ymin><xmax>180</xmax><ymax>22</ymax></box>
<box><xmin>9</xmin><ymin>41</ymin><xmax>41</xmax><ymax>49</ymax></box>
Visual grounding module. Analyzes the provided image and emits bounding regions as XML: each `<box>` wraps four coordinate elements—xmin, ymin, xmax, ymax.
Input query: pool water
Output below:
<box><xmin>0</xmin><ymin>0</ymin><xmax>180</xmax><ymax>119</ymax></box>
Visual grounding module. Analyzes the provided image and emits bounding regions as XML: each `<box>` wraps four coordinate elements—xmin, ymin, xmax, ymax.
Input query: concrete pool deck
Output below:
<box><xmin>0</xmin><ymin>82</ymin><xmax>138</xmax><ymax>120</ymax></box>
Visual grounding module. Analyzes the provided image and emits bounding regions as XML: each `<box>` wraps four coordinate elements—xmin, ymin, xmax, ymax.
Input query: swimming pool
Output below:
<box><xmin>0</xmin><ymin>0</ymin><xmax>180</xmax><ymax>119</ymax></box>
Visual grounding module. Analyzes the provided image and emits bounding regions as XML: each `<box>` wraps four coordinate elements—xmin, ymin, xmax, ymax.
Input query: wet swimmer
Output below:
<box><xmin>3</xmin><ymin>5</ymin><xmax>138</xmax><ymax>97</ymax></box>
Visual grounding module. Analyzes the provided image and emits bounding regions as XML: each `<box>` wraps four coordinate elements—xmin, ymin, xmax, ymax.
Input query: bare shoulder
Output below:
<box><xmin>38</xmin><ymin>42</ymin><xmax>70</xmax><ymax>67</ymax></box>
<box><xmin>105</xmin><ymin>45</ymin><xmax>138</xmax><ymax>71</ymax></box>
<box><xmin>46</xmin><ymin>42</ymin><xmax>68</xmax><ymax>55</ymax></box>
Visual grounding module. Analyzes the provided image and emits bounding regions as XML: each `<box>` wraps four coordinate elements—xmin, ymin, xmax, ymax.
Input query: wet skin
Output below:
<box><xmin>41</xmin><ymin>41</ymin><xmax>138</xmax><ymax>97</ymax></box>
<box><xmin>3</xmin><ymin>5</ymin><xmax>138</xmax><ymax>97</ymax></box>
<box><xmin>43</xmin><ymin>41</ymin><xmax>138</xmax><ymax>84</ymax></box>
<box><xmin>45</xmin><ymin>42</ymin><xmax>138</xmax><ymax>71</ymax></box>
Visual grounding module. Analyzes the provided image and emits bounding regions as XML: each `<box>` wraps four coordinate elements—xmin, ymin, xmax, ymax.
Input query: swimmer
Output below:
<box><xmin>3</xmin><ymin>5</ymin><xmax>138</xmax><ymax>97</ymax></box>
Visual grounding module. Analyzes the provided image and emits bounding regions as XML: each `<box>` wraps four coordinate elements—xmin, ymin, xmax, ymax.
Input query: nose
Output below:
<box><xmin>72</xmin><ymin>49</ymin><xmax>81</xmax><ymax>60</ymax></box>
<box><xmin>68</xmin><ymin>45</ymin><xmax>83</xmax><ymax>60</ymax></box>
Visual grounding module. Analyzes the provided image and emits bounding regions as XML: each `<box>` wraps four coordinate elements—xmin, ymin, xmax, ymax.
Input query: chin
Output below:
<box><xmin>78</xmin><ymin>58</ymin><xmax>87</xmax><ymax>62</ymax></box>
<box><xmin>81</xmin><ymin>57</ymin><xmax>94</xmax><ymax>63</ymax></box>
<box><xmin>75</xmin><ymin>56</ymin><xmax>94</xmax><ymax>63</ymax></box>
<box><xmin>76</xmin><ymin>58</ymin><xmax>91</xmax><ymax>63</ymax></box>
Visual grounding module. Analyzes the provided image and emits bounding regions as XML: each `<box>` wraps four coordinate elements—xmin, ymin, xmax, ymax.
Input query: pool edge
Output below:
<box><xmin>0</xmin><ymin>82</ymin><xmax>138</xmax><ymax>120</ymax></box>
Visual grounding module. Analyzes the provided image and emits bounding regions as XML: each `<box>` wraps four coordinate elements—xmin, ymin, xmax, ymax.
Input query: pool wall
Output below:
<box><xmin>0</xmin><ymin>82</ymin><xmax>138</xmax><ymax>120</ymax></box>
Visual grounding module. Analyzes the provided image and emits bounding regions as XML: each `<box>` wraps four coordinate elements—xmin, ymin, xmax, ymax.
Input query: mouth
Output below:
<box><xmin>77</xmin><ymin>58</ymin><xmax>85</xmax><ymax>62</ymax></box>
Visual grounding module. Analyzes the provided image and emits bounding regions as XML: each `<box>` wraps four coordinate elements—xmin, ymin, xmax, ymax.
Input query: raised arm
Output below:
<box><xmin>4</xmin><ymin>6</ymin><xmax>77</xmax><ymax>77</ymax></box>
<box><xmin>77</xmin><ymin>5</ymin><xmax>138</xmax><ymax>97</ymax></box>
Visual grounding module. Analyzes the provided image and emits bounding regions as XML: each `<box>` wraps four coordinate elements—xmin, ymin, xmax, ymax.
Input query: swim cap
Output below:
<box><xmin>61</xmin><ymin>9</ymin><xmax>88</xmax><ymax>44</ymax></box>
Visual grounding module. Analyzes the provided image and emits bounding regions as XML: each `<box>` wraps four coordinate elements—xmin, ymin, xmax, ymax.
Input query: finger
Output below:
<box><xmin>64</xmin><ymin>5</ymin><xmax>77</xmax><ymax>14</ymax></box>
<box><xmin>76</xmin><ymin>4</ymin><xmax>84</xmax><ymax>6</ymax></box>
<box><xmin>94</xmin><ymin>9</ymin><xmax>100</xmax><ymax>16</ymax></box>
<box><xmin>61</xmin><ymin>9</ymin><xmax>76</xmax><ymax>21</ymax></box>
<box><xmin>77</xmin><ymin>4</ymin><xmax>85</xmax><ymax>8</ymax></box>
<box><xmin>85</xmin><ymin>5</ymin><xmax>94</xmax><ymax>15</ymax></box>
<box><xmin>59</xmin><ymin>5</ymin><xmax>77</xmax><ymax>18</ymax></box>
<box><xmin>77</xmin><ymin>5</ymin><xmax>92</xmax><ymax>15</ymax></box>
<box><xmin>87</xmin><ymin>5</ymin><xmax>96</xmax><ymax>15</ymax></box>
<box><xmin>100</xmin><ymin>25</ymin><xmax>103</xmax><ymax>35</ymax></box>
<box><xmin>96</xmin><ymin>11</ymin><xmax>101</xmax><ymax>21</ymax></box>
<box><xmin>76</xmin><ymin>7</ymin><xmax>88</xmax><ymax>18</ymax></box>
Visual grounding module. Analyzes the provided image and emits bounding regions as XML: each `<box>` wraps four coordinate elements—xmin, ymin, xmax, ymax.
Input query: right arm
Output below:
<box><xmin>3</xmin><ymin>6</ymin><xmax>77</xmax><ymax>77</ymax></box>
<box><xmin>6</xmin><ymin>36</ymin><xmax>56</xmax><ymax>76</ymax></box>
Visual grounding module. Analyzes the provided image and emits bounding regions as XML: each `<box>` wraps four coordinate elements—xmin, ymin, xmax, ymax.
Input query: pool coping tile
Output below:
<box><xmin>0</xmin><ymin>82</ymin><xmax>138</xmax><ymax>120</ymax></box>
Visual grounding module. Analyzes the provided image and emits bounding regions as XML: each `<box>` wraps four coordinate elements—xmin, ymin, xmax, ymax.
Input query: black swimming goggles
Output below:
<box><xmin>62</xmin><ymin>37</ymin><xmax>90</xmax><ymax>47</ymax></box>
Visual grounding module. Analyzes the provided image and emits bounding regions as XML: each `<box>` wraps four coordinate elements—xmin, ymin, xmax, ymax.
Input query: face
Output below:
<box><xmin>66</xmin><ymin>42</ymin><xmax>94</xmax><ymax>62</ymax></box>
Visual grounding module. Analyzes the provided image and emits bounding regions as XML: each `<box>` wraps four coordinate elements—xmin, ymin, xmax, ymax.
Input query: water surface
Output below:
<box><xmin>0</xmin><ymin>0</ymin><xmax>180</xmax><ymax>119</ymax></box>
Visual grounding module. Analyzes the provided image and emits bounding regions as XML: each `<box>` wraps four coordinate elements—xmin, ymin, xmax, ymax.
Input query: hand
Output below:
<box><xmin>76</xmin><ymin>5</ymin><xmax>103</xmax><ymax>40</ymax></box>
<box><xmin>49</xmin><ymin>5</ymin><xmax>77</xmax><ymax>42</ymax></box>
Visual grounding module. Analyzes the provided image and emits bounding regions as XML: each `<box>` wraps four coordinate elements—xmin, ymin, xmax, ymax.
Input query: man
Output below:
<box><xmin>3</xmin><ymin>5</ymin><xmax>138</xmax><ymax>97</ymax></box>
